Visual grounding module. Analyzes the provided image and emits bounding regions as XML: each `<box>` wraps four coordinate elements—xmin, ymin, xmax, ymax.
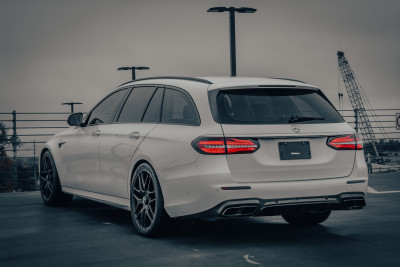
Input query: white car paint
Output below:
<box><xmin>42</xmin><ymin>77</ymin><xmax>368</xmax><ymax>218</ymax></box>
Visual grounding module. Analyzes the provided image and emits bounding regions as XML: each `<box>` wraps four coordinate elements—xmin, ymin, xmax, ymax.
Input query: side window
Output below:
<box><xmin>86</xmin><ymin>89</ymin><xmax>128</xmax><ymax>126</ymax></box>
<box><xmin>118</xmin><ymin>87</ymin><xmax>156</xmax><ymax>123</ymax></box>
<box><xmin>161</xmin><ymin>88</ymin><xmax>200</xmax><ymax>125</ymax></box>
<box><xmin>142</xmin><ymin>88</ymin><xmax>164</xmax><ymax>123</ymax></box>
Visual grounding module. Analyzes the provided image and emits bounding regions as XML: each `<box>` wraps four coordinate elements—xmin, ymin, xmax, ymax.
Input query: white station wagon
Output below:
<box><xmin>40</xmin><ymin>76</ymin><xmax>368</xmax><ymax>236</ymax></box>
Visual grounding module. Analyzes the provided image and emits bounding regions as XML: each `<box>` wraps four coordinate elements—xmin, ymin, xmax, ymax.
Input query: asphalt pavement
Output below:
<box><xmin>1</xmin><ymin>173</ymin><xmax>400</xmax><ymax>267</ymax></box>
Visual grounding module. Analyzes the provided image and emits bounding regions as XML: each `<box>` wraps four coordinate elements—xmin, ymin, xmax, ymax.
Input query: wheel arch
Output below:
<box><xmin>130</xmin><ymin>159</ymin><xmax>150</xmax><ymax>184</ymax></box>
<box><xmin>129</xmin><ymin>158</ymin><xmax>166</xmax><ymax>200</ymax></box>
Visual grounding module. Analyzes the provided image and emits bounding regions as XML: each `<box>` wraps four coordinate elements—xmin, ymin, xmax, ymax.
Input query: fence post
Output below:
<box><xmin>33</xmin><ymin>140</ymin><xmax>37</xmax><ymax>182</ymax></box>
<box><xmin>12</xmin><ymin>110</ymin><xmax>18</xmax><ymax>191</ymax></box>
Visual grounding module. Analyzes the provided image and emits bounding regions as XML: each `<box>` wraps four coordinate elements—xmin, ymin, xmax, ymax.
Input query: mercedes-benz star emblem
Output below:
<box><xmin>291</xmin><ymin>125</ymin><xmax>300</xmax><ymax>133</ymax></box>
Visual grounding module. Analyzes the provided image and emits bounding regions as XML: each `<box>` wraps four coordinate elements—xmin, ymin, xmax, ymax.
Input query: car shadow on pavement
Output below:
<box><xmin>61</xmin><ymin>197</ymin><xmax>356</xmax><ymax>246</ymax></box>
<box><xmin>174</xmin><ymin>218</ymin><xmax>347</xmax><ymax>245</ymax></box>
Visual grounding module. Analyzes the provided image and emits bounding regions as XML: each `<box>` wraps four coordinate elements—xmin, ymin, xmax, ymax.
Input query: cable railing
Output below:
<box><xmin>0</xmin><ymin>111</ymin><xmax>74</xmax><ymax>192</ymax></box>
<box><xmin>338</xmin><ymin>108</ymin><xmax>400</xmax><ymax>141</ymax></box>
<box><xmin>0</xmin><ymin>109</ymin><xmax>399</xmax><ymax>192</ymax></box>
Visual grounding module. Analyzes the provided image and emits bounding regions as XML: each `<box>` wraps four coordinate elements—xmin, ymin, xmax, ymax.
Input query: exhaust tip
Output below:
<box><xmin>341</xmin><ymin>198</ymin><xmax>366</xmax><ymax>209</ymax></box>
<box><xmin>221</xmin><ymin>205</ymin><xmax>259</xmax><ymax>217</ymax></box>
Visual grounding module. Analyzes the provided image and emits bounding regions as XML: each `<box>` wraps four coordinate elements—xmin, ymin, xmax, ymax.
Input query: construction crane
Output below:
<box><xmin>337</xmin><ymin>51</ymin><xmax>384</xmax><ymax>163</ymax></box>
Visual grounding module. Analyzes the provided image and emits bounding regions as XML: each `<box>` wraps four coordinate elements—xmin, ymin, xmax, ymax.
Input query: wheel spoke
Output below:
<box><xmin>133</xmin><ymin>194</ymin><xmax>141</xmax><ymax>201</ymax></box>
<box><xmin>42</xmin><ymin>159</ymin><xmax>47</xmax><ymax>173</ymax></box>
<box><xmin>44</xmin><ymin>182</ymin><xmax>52</xmax><ymax>197</ymax></box>
<box><xmin>134</xmin><ymin>204</ymin><xmax>143</xmax><ymax>217</ymax></box>
<box><xmin>142</xmin><ymin>173</ymin><xmax>147</xmax><ymax>192</ymax></box>
<box><xmin>147</xmin><ymin>205</ymin><xmax>154</xmax><ymax>217</ymax></box>
<box><xmin>40</xmin><ymin>172</ymin><xmax>47</xmax><ymax>180</ymax></box>
<box><xmin>145</xmin><ymin>209</ymin><xmax>153</xmax><ymax>223</ymax></box>
<box><xmin>140</xmin><ymin>207</ymin><xmax>146</xmax><ymax>226</ymax></box>
<box><xmin>138</xmin><ymin>173</ymin><xmax>144</xmax><ymax>192</ymax></box>
<box><xmin>145</xmin><ymin>175</ymin><xmax>151</xmax><ymax>192</ymax></box>
<box><xmin>45</xmin><ymin>157</ymin><xmax>52</xmax><ymax>173</ymax></box>
<box><xmin>133</xmin><ymin>187</ymin><xmax>141</xmax><ymax>193</ymax></box>
<box><xmin>48</xmin><ymin>183</ymin><xmax>53</xmax><ymax>195</ymax></box>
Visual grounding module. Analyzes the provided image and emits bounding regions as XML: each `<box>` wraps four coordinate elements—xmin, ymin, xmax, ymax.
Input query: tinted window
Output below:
<box><xmin>118</xmin><ymin>87</ymin><xmax>156</xmax><ymax>123</ymax></box>
<box><xmin>87</xmin><ymin>89</ymin><xmax>128</xmax><ymax>125</ymax></box>
<box><xmin>142</xmin><ymin>88</ymin><xmax>164</xmax><ymax>123</ymax></box>
<box><xmin>217</xmin><ymin>89</ymin><xmax>344</xmax><ymax>124</ymax></box>
<box><xmin>161</xmin><ymin>89</ymin><xmax>200</xmax><ymax>125</ymax></box>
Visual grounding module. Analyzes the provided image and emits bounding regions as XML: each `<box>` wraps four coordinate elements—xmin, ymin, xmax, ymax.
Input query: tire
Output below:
<box><xmin>282</xmin><ymin>211</ymin><xmax>331</xmax><ymax>225</ymax></box>
<box><xmin>130</xmin><ymin>163</ymin><xmax>175</xmax><ymax>237</ymax></box>
<box><xmin>40</xmin><ymin>151</ymin><xmax>73</xmax><ymax>206</ymax></box>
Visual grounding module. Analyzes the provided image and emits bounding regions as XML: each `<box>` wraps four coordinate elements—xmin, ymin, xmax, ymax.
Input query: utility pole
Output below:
<box><xmin>117</xmin><ymin>66</ymin><xmax>150</xmax><ymax>80</ymax></box>
<box><xmin>62</xmin><ymin>102</ymin><xmax>82</xmax><ymax>113</ymax></box>
<box><xmin>207</xmin><ymin>6</ymin><xmax>257</xmax><ymax>76</ymax></box>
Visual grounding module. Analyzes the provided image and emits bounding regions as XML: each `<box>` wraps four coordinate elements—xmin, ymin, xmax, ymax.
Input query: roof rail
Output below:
<box><xmin>118</xmin><ymin>76</ymin><xmax>213</xmax><ymax>87</ymax></box>
<box><xmin>273</xmin><ymin>77</ymin><xmax>306</xmax><ymax>84</ymax></box>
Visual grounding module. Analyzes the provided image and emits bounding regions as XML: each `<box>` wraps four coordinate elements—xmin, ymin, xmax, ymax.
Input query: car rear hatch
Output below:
<box><xmin>209</xmin><ymin>87</ymin><xmax>358</xmax><ymax>183</ymax></box>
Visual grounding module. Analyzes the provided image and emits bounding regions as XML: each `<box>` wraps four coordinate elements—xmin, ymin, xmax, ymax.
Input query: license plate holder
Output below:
<box><xmin>279</xmin><ymin>141</ymin><xmax>311</xmax><ymax>160</ymax></box>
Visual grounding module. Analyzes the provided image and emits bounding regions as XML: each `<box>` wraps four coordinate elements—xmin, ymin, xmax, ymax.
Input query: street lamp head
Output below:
<box><xmin>117</xmin><ymin>67</ymin><xmax>131</xmax><ymax>71</ymax></box>
<box><xmin>136</xmin><ymin>67</ymin><xmax>150</xmax><ymax>70</ymax></box>
<box><xmin>207</xmin><ymin>6</ymin><xmax>256</xmax><ymax>14</ymax></box>
<box><xmin>62</xmin><ymin>102</ymin><xmax>82</xmax><ymax>105</ymax></box>
<box><xmin>207</xmin><ymin>7</ymin><xmax>229</xmax><ymax>13</ymax></box>
<box><xmin>236</xmin><ymin>7</ymin><xmax>257</xmax><ymax>13</ymax></box>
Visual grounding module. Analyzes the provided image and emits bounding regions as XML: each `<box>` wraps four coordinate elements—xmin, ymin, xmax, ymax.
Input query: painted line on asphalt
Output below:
<box><xmin>244</xmin><ymin>254</ymin><xmax>260</xmax><ymax>265</ymax></box>
<box><xmin>367</xmin><ymin>186</ymin><xmax>400</xmax><ymax>194</ymax></box>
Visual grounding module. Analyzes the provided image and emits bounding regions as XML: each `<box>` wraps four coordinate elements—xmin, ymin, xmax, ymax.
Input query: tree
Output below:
<box><xmin>0</xmin><ymin>122</ymin><xmax>20</xmax><ymax>192</ymax></box>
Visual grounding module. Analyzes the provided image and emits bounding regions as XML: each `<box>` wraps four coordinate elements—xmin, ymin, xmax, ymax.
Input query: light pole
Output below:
<box><xmin>62</xmin><ymin>102</ymin><xmax>82</xmax><ymax>113</ymax></box>
<box><xmin>117</xmin><ymin>66</ymin><xmax>150</xmax><ymax>80</ymax></box>
<box><xmin>207</xmin><ymin>7</ymin><xmax>256</xmax><ymax>77</ymax></box>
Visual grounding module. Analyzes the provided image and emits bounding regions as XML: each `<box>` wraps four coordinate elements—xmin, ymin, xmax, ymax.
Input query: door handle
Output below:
<box><xmin>129</xmin><ymin>131</ymin><xmax>140</xmax><ymax>139</ymax></box>
<box><xmin>92</xmin><ymin>130</ymin><xmax>102</xmax><ymax>136</ymax></box>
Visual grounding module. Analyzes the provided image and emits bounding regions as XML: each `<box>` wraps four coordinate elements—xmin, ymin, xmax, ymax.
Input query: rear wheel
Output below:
<box><xmin>282</xmin><ymin>211</ymin><xmax>331</xmax><ymax>225</ymax></box>
<box><xmin>130</xmin><ymin>163</ymin><xmax>175</xmax><ymax>237</ymax></box>
<box><xmin>40</xmin><ymin>151</ymin><xmax>73</xmax><ymax>206</ymax></box>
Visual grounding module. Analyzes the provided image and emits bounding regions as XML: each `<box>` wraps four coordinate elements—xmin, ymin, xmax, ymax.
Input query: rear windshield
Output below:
<box><xmin>215</xmin><ymin>88</ymin><xmax>344</xmax><ymax>124</ymax></box>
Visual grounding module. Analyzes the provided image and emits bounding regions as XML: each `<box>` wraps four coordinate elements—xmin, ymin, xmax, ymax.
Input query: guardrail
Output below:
<box><xmin>0</xmin><ymin>109</ymin><xmax>399</xmax><ymax>192</ymax></box>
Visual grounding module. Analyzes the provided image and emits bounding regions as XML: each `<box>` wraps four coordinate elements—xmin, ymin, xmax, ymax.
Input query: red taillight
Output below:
<box><xmin>327</xmin><ymin>134</ymin><xmax>363</xmax><ymax>150</ymax></box>
<box><xmin>194</xmin><ymin>137</ymin><xmax>226</xmax><ymax>154</ymax></box>
<box><xmin>192</xmin><ymin>137</ymin><xmax>260</xmax><ymax>154</ymax></box>
<box><xmin>226</xmin><ymin>138</ymin><xmax>259</xmax><ymax>154</ymax></box>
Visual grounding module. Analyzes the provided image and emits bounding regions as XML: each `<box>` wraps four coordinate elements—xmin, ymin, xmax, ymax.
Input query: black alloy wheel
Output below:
<box><xmin>40</xmin><ymin>151</ymin><xmax>72</xmax><ymax>206</ymax></box>
<box><xmin>130</xmin><ymin>163</ymin><xmax>174</xmax><ymax>237</ymax></box>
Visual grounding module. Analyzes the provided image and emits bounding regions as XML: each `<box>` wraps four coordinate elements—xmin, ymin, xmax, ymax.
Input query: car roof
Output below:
<box><xmin>117</xmin><ymin>76</ymin><xmax>318</xmax><ymax>91</ymax></box>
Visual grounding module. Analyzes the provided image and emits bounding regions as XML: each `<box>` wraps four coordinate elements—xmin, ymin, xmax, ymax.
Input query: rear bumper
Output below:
<box><xmin>184</xmin><ymin>192</ymin><xmax>366</xmax><ymax>219</ymax></box>
<box><xmin>158</xmin><ymin>152</ymin><xmax>368</xmax><ymax>218</ymax></box>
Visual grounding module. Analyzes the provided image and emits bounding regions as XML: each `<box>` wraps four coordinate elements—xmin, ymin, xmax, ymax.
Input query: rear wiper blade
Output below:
<box><xmin>288</xmin><ymin>115</ymin><xmax>325</xmax><ymax>123</ymax></box>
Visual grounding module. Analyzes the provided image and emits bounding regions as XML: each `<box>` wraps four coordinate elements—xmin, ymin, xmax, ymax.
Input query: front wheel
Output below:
<box><xmin>282</xmin><ymin>211</ymin><xmax>331</xmax><ymax>225</ymax></box>
<box><xmin>40</xmin><ymin>151</ymin><xmax>73</xmax><ymax>206</ymax></box>
<box><xmin>130</xmin><ymin>163</ymin><xmax>175</xmax><ymax>237</ymax></box>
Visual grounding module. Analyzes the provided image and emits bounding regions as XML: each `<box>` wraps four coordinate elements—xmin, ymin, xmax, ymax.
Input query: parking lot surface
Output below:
<box><xmin>1</xmin><ymin>173</ymin><xmax>399</xmax><ymax>267</ymax></box>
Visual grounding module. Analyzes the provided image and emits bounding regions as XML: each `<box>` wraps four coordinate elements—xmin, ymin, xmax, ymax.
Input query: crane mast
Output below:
<box><xmin>337</xmin><ymin>51</ymin><xmax>381</xmax><ymax>162</ymax></box>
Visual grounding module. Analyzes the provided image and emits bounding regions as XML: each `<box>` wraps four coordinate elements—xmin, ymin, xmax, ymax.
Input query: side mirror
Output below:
<box><xmin>67</xmin><ymin>113</ymin><xmax>83</xmax><ymax>126</ymax></box>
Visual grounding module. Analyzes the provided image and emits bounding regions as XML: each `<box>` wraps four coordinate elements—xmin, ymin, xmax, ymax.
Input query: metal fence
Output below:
<box><xmin>339</xmin><ymin>108</ymin><xmax>400</xmax><ymax>166</ymax></box>
<box><xmin>0</xmin><ymin>108</ymin><xmax>399</xmax><ymax>192</ymax></box>
<box><xmin>0</xmin><ymin>111</ymin><xmax>72</xmax><ymax>192</ymax></box>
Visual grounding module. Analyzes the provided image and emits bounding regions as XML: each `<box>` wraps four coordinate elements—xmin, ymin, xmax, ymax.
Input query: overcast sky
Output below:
<box><xmin>1</xmin><ymin>0</ymin><xmax>399</xmax><ymax>113</ymax></box>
